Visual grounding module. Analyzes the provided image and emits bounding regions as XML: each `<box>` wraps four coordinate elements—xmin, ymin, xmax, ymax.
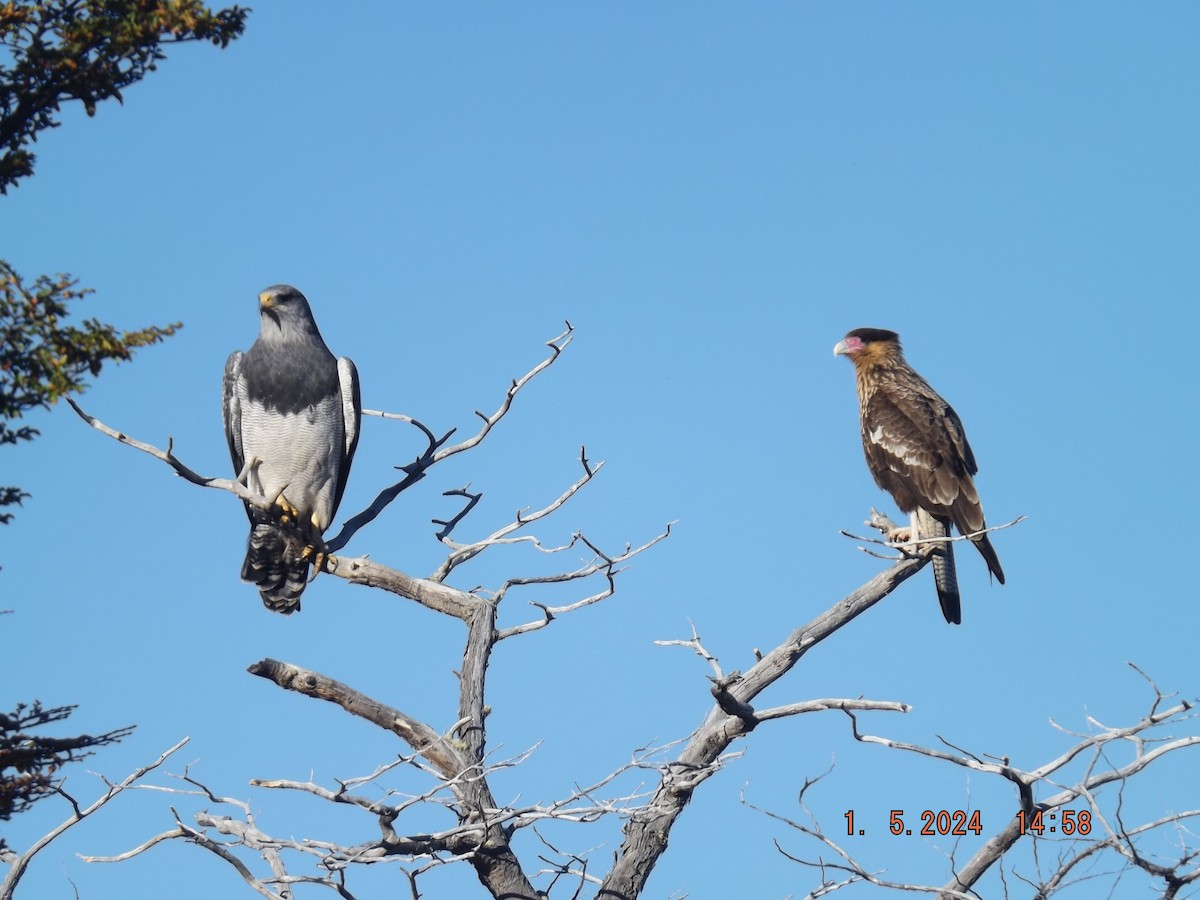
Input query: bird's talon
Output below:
<box><xmin>298</xmin><ymin>542</ymin><xmax>330</xmax><ymax>580</ymax></box>
<box><xmin>275</xmin><ymin>496</ymin><xmax>301</xmax><ymax>522</ymax></box>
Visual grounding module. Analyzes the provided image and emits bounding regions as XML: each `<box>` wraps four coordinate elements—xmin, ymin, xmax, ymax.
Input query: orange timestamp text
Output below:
<box><xmin>843</xmin><ymin>808</ymin><xmax>1092</xmax><ymax>837</ymax></box>
<box><xmin>844</xmin><ymin>809</ymin><xmax>983</xmax><ymax>836</ymax></box>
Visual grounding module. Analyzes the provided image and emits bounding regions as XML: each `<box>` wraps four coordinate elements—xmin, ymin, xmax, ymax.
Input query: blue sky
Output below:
<box><xmin>3</xmin><ymin>3</ymin><xmax>1199</xmax><ymax>898</ymax></box>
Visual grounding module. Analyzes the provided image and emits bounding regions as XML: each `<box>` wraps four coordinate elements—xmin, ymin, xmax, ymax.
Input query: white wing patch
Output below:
<box><xmin>867</xmin><ymin>423</ymin><xmax>924</xmax><ymax>469</ymax></box>
<box><xmin>338</xmin><ymin>356</ymin><xmax>360</xmax><ymax>460</ymax></box>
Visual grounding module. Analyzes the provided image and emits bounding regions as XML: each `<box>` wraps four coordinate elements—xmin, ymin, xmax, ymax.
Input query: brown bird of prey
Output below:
<box><xmin>834</xmin><ymin>327</ymin><xmax>1004</xmax><ymax>624</ymax></box>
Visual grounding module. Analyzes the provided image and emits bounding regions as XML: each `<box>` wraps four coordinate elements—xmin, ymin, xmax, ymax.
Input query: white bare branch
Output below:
<box><xmin>328</xmin><ymin>554</ymin><xmax>479</xmax><ymax>619</ymax></box>
<box><xmin>331</xmin><ymin>323</ymin><xmax>575</xmax><ymax>550</ymax></box>
<box><xmin>495</xmin><ymin>523</ymin><xmax>673</xmax><ymax>640</ymax></box>
<box><xmin>1</xmin><ymin>738</ymin><xmax>188</xmax><ymax>900</ymax></box>
<box><xmin>654</xmin><ymin>620</ymin><xmax>725</xmax><ymax>680</ymax></box>
<box><xmin>68</xmin><ymin>399</ymin><xmax>274</xmax><ymax>509</ymax></box>
<box><xmin>755</xmin><ymin>699</ymin><xmax>911</xmax><ymax>722</ymax></box>
<box><xmin>841</xmin><ymin>509</ymin><xmax>1028</xmax><ymax>561</ymax></box>
<box><xmin>82</xmin><ymin>739</ymin><xmax>686</xmax><ymax>900</ymax></box>
<box><xmin>870</xmin><ymin>509</ymin><xmax>1027</xmax><ymax>545</ymax></box>
<box><xmin>754</xmin><ymin>670</ymin><xmax>1200</xmax><ymax>900</ymax></box>
<box><xmin>431</xmin><ymin>446</ymin><xmax>601</xmax><ymax>580</ymax></box>
<box><xmin>441</xmin><ymin>322</ymin><xmax>574</xmax><ymax>460</ymax></box>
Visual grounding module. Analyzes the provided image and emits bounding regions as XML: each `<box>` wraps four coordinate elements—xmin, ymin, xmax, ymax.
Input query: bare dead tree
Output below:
<box><xmin>753</xmin><ymin>665</ymin><xmax>1200</xmax><ymax>899</ymax></box>
<box><xmin>76</xmin><ymin>551</ymin><xmax>925</xmax><ymax>899</ymax></box>
<box><xmin>67</xmin><ymin>325</ymin><xmax>1040</xmax><ymax>898</ymax></box>
<box><xmin>69</xmin><ymin>325</ymin><xmax>674</xmax><ymax>898</ymax></box>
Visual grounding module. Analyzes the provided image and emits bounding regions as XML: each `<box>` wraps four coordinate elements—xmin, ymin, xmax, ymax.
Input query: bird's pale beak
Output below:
<box><xmin>834</xmin><ymin>336</ymin><xmax>865</xmax><ymax>356</ymax></box>
<box><xmin>259</xmin><ymin>292</ymin><xmax>275</xmax><ymax>309</ymax></box>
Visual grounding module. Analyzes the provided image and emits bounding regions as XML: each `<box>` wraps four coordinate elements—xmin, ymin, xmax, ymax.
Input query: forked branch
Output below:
<box><xmin>760</xmin><ymin>668</ymin><xmax>1200</xmax><ymax>899</ymax></box>
<box><xmin>595</xmin><ymin>557</ymin><xmax>927</xmax><ymax>899</ymax></box>
<box><xmin>432</xmin><ymin>445</ymin><xmax>600</xmax><ymax>580</ymax></box>
<box><xmin>328</xmin><ymin>322</ymin><xmax>574</xmax><ymax>550</ymax></box>
<box><xmin>70</xmin><ymin>324</ymin><xmax>576</xmax><ymax>556</ymax></box>
<box><xmin>1</xmin><ymin>738</ymin><xmax>188</xmax><ymax>900</ymax></box>
<box><xmin>843</xmin><ymin>507</ymin><xmax>1027</xmax><ymax>562</ymax></box>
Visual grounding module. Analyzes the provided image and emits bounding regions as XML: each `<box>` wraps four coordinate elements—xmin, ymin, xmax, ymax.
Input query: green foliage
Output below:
<box><xmin>0</xmin><ymin>4</ymin><xmax>240</xmax><ymax>871</ymax></box>
<box><xmin>2</xmin><ymin>0</ymin><xmax>246</xmax><ymax>518</ymax></box>
<box><xmin>0</xmin><ymin>261</ymin><xmax>180</xmax><ymax>521</ymax></box>
<box><xmin>0</xmin><ymin>700</ymin><xmax>135</xmax><ymax>851</ymax></box>
<box><xmin>0</xmin><ymin>0</ymin><xmax>248</xmax><ymax>193</ymax></box>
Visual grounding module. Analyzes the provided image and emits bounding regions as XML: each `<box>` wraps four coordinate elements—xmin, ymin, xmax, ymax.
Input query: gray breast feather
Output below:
<box><xmin>238</xmin><ymin>388</ymin><xmax>347</xmax><ymax>531</ymax></box>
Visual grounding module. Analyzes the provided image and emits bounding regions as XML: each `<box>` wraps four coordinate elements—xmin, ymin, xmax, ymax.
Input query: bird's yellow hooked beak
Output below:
<box><xmin>259</xmin><ymin>291</ymin><xmax>275</xmax><ymax>309</ymax></box>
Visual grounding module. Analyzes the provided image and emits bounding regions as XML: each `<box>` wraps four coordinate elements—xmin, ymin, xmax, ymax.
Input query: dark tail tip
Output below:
<box><xmin>974</xmin><ymin>534</ymin><xmax>1005</xmax><ymax>585</ymax></box>
<box><xmin>241</xmin><ymin>524</ymin><xmax>309</xmax><ymax>614</ymax></box>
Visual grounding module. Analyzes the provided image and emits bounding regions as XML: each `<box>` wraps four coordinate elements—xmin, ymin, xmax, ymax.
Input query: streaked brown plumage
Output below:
<box><xmin>834</xmin><ymin>328</ymin><xmax>1004</xmax><ymax>624</ymax></box>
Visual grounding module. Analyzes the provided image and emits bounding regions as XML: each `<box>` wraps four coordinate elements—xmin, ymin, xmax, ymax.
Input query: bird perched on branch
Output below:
<box><xmin>834</xmin><ymin>327</ymin><xmax>1004</xmax><ymax>624</ymax></box>
<box><xmin>222</xmin><ymin>285</ymin><xmax>360</xmax><ymax>613</ymax></box>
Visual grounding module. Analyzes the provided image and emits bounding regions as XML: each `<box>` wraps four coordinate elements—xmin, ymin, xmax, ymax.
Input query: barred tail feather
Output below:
<box><xmin>241</xmin><ymin>523</ymin><xmax>309</xmax><ymax>614</ymax></box>
<box><xmin>932</xmin><ymin>532</ymin><xmax>961</xmax><ymax>625</ymax></box>
<box><xmin>916</xmin><ymin>510</ymin><xmax>960</xmax><ymax>624</ymax></box>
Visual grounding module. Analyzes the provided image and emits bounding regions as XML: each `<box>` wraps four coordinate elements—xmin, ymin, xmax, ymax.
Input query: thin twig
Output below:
<box><xmin>2</xmin><ymin>738</ymin><xmax>189</xmax><ymax>900</ymax></box>
<box><xmin>328</xmin><ymin>323</ymin><xmax>574</xmax><ymax>550</ymax></box>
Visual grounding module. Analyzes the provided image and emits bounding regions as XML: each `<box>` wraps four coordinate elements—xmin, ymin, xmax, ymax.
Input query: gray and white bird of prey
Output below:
<box><xmin>222</xmin><ymin>285</ymin><xmax>361</xmax><ymax>613</ymax></box>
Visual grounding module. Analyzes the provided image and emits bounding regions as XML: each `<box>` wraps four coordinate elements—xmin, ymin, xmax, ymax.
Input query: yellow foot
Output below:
<box><xmin>274</xmin><ymin>495</ymin><xmax>302</xmax><ymax>525</ymax></box>
<box><xmin>300</xmin><ymin>543</ymin><xmax>331</xmax><ymax>581</ymax></box>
